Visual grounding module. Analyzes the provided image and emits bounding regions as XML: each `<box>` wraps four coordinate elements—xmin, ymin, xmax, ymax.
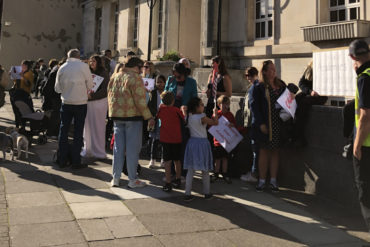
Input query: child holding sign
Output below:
<box><xmin>183</xmin><ymin>97</ymin><xmax>218</xmax><ymax>201</ymax></box>
<box><xmin>211</xmin><ymin>95</ymin><xmax>237</xmax><ymax>184</ymax></box>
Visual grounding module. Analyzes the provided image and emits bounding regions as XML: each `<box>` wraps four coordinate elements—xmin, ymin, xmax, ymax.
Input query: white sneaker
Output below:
<box><xmin>149</xmin><ymin>159</ymin><xmax>158</xmax><ymax>169</ymax></box>
<box><xmin>128</xmin><ymin>179</ymin><xmax>146</xmax><ymax>188</ymax></box>
<box><xmin>111</xmin><ymin>178</ymin><xmax>120</xmax><ymax>187</ymax></box>
<box><xmin>160</xmin><ymin>159</ymin><xmax>165</xmax><ymax>168</ymax></box>
<box><xmin>242</xmin><ymin>172</ymin><xmax>258</xmax><ymax>183</ymax></box>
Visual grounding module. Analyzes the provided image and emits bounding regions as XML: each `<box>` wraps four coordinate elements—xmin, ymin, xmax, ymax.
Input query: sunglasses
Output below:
<box><xmin>144</xmin><ymin>66</ymin><xmax>149</xmax><ymax>69</ymax></box>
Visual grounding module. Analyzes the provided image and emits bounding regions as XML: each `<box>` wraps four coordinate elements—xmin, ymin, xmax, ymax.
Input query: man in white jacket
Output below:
<box><xmin>55</xmin><ymin>49</ymin><xmax>93</xmax><ymax>169</ymax></box>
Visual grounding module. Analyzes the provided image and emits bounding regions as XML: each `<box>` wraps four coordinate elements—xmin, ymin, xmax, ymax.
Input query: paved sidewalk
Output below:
<box><xmin>0</xmin><ymin>97</ymin><xmax>369</xmax><ymax>247</ymax></box>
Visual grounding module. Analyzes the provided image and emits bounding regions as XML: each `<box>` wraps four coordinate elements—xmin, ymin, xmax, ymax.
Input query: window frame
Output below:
<box><xmin>113</xmin><ymin>2</ymin><xmax>119</xmax><ymax>50</ymax></box>
<box><xmin>133</xmin><ymin>0</ymin><xmax>140</xmax><ymax>48</ymax></box>
<box><xmin>255</xmin><ymin>0</ymin><xmax>273</xmax><ymax>40</ymax></box>
<box><xmin>329</xmin><ymin>0</ymin><xmax>360</xmax><ymax>22</ymax></box>
<box><xmin>157</xmin><ymin>0</ymin><xmax>163</xmax><ymax>49</ymax></box>
<box><xmin>95</xmin><ymin>8</ymin><xmax>102</xmax><ymax>52</ymax></box>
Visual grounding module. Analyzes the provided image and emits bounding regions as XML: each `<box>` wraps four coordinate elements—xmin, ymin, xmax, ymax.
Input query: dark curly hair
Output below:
<box><xmin>187</xmin><ymin>97</ymin><xmax>202</xmax><ymax>114</ymax></box>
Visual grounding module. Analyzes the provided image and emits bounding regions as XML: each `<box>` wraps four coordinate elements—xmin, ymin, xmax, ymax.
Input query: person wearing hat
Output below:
<box><xmin>349</xmin><ymin>39</ymin><xmax>370</xmax><ymax>232</ymax></box>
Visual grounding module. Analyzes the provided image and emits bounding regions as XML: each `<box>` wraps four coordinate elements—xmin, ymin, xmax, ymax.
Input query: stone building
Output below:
<box><xmin>81</xmin><ymin>0</ymin><xmax>370</xmax><ymax>87</ymax></box>
<box><xmin>0</xmin><ymin>0</ymin><xmax>83</xmax><ymax>69</ymax></box>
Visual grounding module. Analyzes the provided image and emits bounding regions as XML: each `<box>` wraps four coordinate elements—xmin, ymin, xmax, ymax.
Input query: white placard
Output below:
<box><xmin>277</xmin><ymin>88</ymin><xmax>297</xmax><ymax>118</ymax></box>
<box><xmin>91</xmin><ymin>74</ymin><xmax>104</xmax><ymax>93</ymax></box>
<box><xmin>10</xmin><ymin>66</ymin><xmax>22</xmax><ymax>80</ymax></box>
<box><xmin>143</xmin><ymin>78</ymin><xmax>155</xmax><ymax>91</ymax></box>
<box><xmin>208</xmin><ymin>116</ymin><xmax>243</xmax><ymax>153</ymax></box>
<box><xmin>313</xmin><ymin>48</ymin><xmax>356</xmax><ymax>97</ymax></box>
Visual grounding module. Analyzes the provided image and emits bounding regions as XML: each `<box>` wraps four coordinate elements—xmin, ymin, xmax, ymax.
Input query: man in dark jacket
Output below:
<box><xmin>349</xmin><ymin>39</ymin><xmax>370</xmax><ymax>232</ymax></box>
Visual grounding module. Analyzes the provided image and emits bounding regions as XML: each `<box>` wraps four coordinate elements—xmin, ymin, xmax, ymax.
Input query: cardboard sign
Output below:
<box><xmin>143</xmin><ymin>78</ymin><xmax>155</xmax><ymax>91</ymax></box>
<box><xmin>277</xmin><ymin>88</ymin><xmax>297</xmax><ymax>118</ymax></box>
<box><xmin>10</xmin><ymin>66</ymin><xmax>22</xmax><ymax>80</ymax></box>
<box><xmin>91</xmin><ymin>74</ymin><xmax>104</xmax><ymax>93</ymax></box>
<box><xmin>208</xmin><ymin>116</ymin><xmax>243</xmax><ymax>153</ymax></box>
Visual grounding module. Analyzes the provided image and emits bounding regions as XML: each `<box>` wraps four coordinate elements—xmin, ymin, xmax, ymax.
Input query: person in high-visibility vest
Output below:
<box><xmin>349</xmin><ymin>39</ymin><xmax>370</xmax><ymax>232</ymax></box>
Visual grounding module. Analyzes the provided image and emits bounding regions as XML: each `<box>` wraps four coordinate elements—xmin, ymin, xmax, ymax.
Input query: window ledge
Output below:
<box><xmin>301</xmin><ymin>20</ymin><xmax>370</xmax><ymax>42</ymax></box>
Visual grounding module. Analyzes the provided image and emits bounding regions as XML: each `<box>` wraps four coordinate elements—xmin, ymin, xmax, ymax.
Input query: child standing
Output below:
<box><xmin>157</xmin><ymin>91</ymin><xmax>184</xmax><ymax>192</ymax></box>
<box><xmin>147</xmin><ymin>75</ymin><xmax>166</xmax><ymax>168</ymax></box>
<box><xmin>211</xmin><ymin>95</ymin><xmax>237</xmax><ymax>184</ymax></box>
<box><xmin>184</xmin><ymin>97</ymin><xmax>218</xmax><ymax>201</ymax></box>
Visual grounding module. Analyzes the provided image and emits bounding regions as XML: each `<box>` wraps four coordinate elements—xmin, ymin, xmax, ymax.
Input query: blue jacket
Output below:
<box><xmin>165</xmin><ymin>76</ymin><xmax>198</xmax><ymax>106</ymax></box>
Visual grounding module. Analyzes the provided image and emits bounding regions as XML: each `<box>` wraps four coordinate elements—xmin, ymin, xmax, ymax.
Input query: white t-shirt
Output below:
<box><xmin>187</xmin><ymin>113</ymin><xmax>207</xmax><ymax>138</ymax></box>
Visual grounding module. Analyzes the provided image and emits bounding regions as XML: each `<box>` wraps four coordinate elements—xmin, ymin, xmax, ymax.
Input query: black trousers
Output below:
<box><xmin>353</xmin><ymin>146</ymin><xmax>370</xmax><ymax>232</ymax></box>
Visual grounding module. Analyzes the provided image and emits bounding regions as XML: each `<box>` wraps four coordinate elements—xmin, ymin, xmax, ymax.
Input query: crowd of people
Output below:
<box><xmin>3</xmin><ymin>39</ymin><xmax>369</xmax><ymax>231</ymax></box>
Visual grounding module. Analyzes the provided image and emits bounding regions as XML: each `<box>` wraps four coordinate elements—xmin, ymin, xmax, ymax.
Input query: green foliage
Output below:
<box><xmin>159</xmin><ymin>50</ymin><xmax>181</xmax><ymax>62</ymax></box>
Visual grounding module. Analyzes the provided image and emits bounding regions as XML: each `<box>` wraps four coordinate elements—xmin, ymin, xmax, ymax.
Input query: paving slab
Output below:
<box><xmin>89</xmin><ymin>236</ymin><xmax>163</xmax><ymax>247</ymax></box>
<box><xmin>7</xmin><ymin>191</ymin><xmax>64</xmax><ymax>208</ymax></box>
<box><xmin>218</xmin><ymin>228</ymin><xmax>305</xmax><ymax>247</ymax></box>
<box><xmin>9</xmin><ymin>221</ymin><xmax>85</xmax><ymax>247</ymax></box>
<box><xmin>55</xmin><ymin>177</ymin><xmax>109</xmax><ymax>191</ymax></box>
<box><xmin>124</xmin><ymin>198</ymin><xmax>189</xmax><ymax>215</ymax></box>
<box><xmin>158</xmin><ymin>231</ymin><xmax>232</xmax><ymax>247</ymax></box>
<box><xmin>69</xmin><ymin>201</ymin><xmax>132</xmax><ymax>219</ymax></box>
<box><xmin>5</xmin><ymin>179</ymin><xmax>58</xmax><ymax>194</ymax></box>
<box><xmin>104</xmin><ymin>215</ymin><xmax>151</xmax><ymax>238</ymax></box>
<box><xmin>8</xmin><ymin>204</ymin><xmax>74</xmax><ymax>225</ymax></box>
<box><xmin>277</xmin><ymin>221</ymin><xmax>363</xmax><ymax>246</ymax></box>
<box><xmin>2</xmin><ymin>170</ymin><xmax>53</xmax><ymax>182</ymax></box>
<box><xmin>77</xmin><ymin>219</ymin><xmax>114</xmax><ymax>241</ymax></box>
<box><xmin>138</xmin><ymin>211</ymin><xmax>212</xmax><ymax>235</ymax></box>
<box><xmin>110</xmin><ymin>185</ymin><xmax>178</xmax><ymax>200</ymax></box>
<box><xmin>45</xmin><ymin>243</ymin><xmax>88</xmax><ymax>247</ymax></box>
<box><xmin>61</xmin><ymin>189</ymin><xmax>120</xmax><ymax>203</ymax></box>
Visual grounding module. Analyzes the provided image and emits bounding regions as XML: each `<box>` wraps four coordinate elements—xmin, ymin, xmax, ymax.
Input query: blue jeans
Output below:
<box><xmin>112</xmin><ymin>120</ymin><xmax>143</xmax><ymax>181</ymax></box>
<box><xmin>58</xmin><ymin>104</ymin><xmax>87</xmax><ymax>165</ymax></box>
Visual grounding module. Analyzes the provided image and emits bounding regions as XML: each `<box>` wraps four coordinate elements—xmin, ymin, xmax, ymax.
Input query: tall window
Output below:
<box><xmin>95</xmin><ymin>8</ymin><xmax>102</xmax><ymax>52</ymax></box>
<box><xmin>157</xmin><ymin>0</ymin><xmax>163</xmax><ymax>49</ymax></box>
<box><xmin>330</xmin><ymin>0</ymin><xmax>360</xmax><ymax>22</ymax></box>
<box><xmin>133</xmin><ymin>0</ymin><xmax>140</xmax><ymax>47</ymax></box>
<box><xmin>0</xmin><ymin>0</ymin><xmax>3</xmax><ymax>38</ymax></box>
<box><xmin>113</xmin><ymin>2</ymin><xmax>119</xmax><ymax>50</ymax></box>
<box><xmin>255</xmin><ymin>0</ymin><xmax>273</xmax><ymax>39</ymax></box>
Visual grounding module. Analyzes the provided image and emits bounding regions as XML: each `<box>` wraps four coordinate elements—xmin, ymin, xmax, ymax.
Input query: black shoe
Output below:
<box><xmin>184</xmin><ymin>195</ymin><xmax>195</xmax><ymax>202</ymax></box>
<box><xmin>71</xmin><ymin>163</ymin><xmax>88</xmax><ymax>169</ymax></box>
<box><xmin>269</xmin><ymin>183</ymin><xmax>279</xmax><ymax>192</ymax></box>
<box><xmin>222</xmin><ymin>174</ymin><xmax>232</xmax><ymax>184</ymax></box>
<box><xmin>204</xmin><ymin>194</ymin><xmax>213</xmax><ymax>200</ymax></box>
<box><xmin>256</xmin><ymin>183</ymin><xmax>266</xmax><ymax>192</ymax></box>
<box><xmin>172</xmin><ymin>178</ymin><xmax>181</xmax><ymax>189</ymax></box>
<box><xmin>210</xmin><ymin>173</ymin><xmax>219</xmax><ymax>183</ymax></box>
<box><xmin>162</xmin><ymin>183</ymin><xmax>172</xmax><ymax>192</ymax></box>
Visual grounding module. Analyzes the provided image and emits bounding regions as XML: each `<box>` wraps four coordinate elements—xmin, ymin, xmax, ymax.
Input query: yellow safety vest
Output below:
<box><xmin>355</xmin><ymin>67</ymin><xmax>370</xmax><ymax>147</ymax></box>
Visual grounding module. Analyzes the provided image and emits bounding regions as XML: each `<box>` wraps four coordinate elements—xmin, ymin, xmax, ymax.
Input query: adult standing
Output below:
<box><xmin>165</xmin><ymin>62</ymin><xmax>197</xmax><ymax>111</ymax></box>
<box><xmin>142</xmin><ymin>61</ymin><xmax>157</xmax><ymax>79</ymax></box>
<box><xmin>41</xmin><ymin>58</ymin><xmax>65</xmax><ymax>138</ymax></box>
<box><xmin>108</xmin><ymin>57</ymin><xmax>155</xmax><ymax>188</ymax></box>
<box><xmin>18</xmin><ymin>60</ymin><xmax>35</xmax><ymax>95</ymax></box>
<box><xmin>349</xmin><ymin>39</ymin><xmax>370</xmax><ymax>231</ymax></box>
<box><xmin>55</xmin><ymin>49</ymin><xmax>94</xmax><ymax>169</ymax></box>
<box><xmin>250</xmin><ymin>60</ymin><xmax>286</xmax><ymax>192</ymax></box>
<box><xmin>104</xmin><ymin>50</ymin><xmax>116</xmax><ymax>76</ymax></box>
<box><xmin>81</xmin><ymin>55</ymin><xmax>109</xmax><ymax>159</ymax></box>
<box><xmin>205</xmin><ymin>56</ymin><xmax>232</xmax><ymax>117</ymax></box>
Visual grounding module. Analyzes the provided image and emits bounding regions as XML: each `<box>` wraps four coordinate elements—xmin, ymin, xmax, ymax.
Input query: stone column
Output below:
<box><xmin>163</xmin><ymin>0</ymin><xmax>180</xmax><ymax>54</ymax></box>
<box><xmin>200</xmin><ymin>0</ymin><xmax>217</xmax><ymax>67</ymax></box>
<box><xmin>82</xmin><ymin>0</ymin><xmax>97</xmax><ymax>56</ymax></box>
<box><xmin>100</xmin><ymin>1</ymin><xmax>112</xmax><ymax>51</ymax></box>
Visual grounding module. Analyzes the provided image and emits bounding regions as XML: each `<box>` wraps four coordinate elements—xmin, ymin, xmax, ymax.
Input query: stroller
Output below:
<box><xmin>9</xmin><ymin>89</ymin><xmax>49</xmax><ymax>144</ymax></box>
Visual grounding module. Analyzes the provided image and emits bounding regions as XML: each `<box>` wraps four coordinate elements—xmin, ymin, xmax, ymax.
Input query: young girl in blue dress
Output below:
<box><xmin>183</xmin><ymin>97</ymin><xmax>218</xmax><ymax>201</ymax></box>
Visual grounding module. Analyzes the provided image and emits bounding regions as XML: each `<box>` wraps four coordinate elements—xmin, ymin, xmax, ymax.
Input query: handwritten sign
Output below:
<box><xmin>10</xmin><ymin>66</ymin><xmax>22</xmax><ymax>80</ymax></box>
<box><xmin>90</xmin><ymin>74</ymin><xmax>104</xmax><ymax>93</ymax></box>
<box><xmin>277</xmin><ymin>88</ymin><xmax>297</xmax><ymax>118</ymax></box>
<box><xmin>143</xmin><ymin>78</ymin><xmax>155</xmax><ymax>91</ymax></box>
<box><xmin>208</xmin><ymin>116</ymin><xmax>243</xmax><ymax>153</ymax></box>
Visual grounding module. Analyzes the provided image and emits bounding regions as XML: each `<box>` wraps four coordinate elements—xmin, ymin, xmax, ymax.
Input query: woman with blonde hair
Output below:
<box><xmin>250</xmin><ymin>60</ymin><xmax>286</xmax><ymax>192</ymax></box>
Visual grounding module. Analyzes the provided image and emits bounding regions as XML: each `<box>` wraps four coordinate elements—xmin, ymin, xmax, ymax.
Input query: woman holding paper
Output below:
<box><xmin>250</xmin><ymin>60</ymin><xmax>286</xmax><ymax>192</ymax></box>
<box><xmin>81</xmin><ymin>55</ymin><xmax>109</xmax><ymax>159</ymax></box>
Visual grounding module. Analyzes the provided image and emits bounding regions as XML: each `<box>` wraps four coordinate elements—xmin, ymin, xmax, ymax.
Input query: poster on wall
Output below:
<box><xmin>313</xmin><ymin>48</ymin><xmax>356</xmax><ymax>97</ymax></box>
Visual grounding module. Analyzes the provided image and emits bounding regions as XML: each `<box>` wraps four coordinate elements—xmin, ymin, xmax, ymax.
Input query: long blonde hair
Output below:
<box><xmin>303</xmin><ymin>60</ymin><xmax>313</xmax><ymax>81</ymax></box>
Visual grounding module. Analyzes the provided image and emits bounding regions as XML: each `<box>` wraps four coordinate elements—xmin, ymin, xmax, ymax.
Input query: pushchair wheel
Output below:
<box><xmin>37</xmin><ymin>135</ymin><xmax>47</xmax><ymax>144</ymax></box>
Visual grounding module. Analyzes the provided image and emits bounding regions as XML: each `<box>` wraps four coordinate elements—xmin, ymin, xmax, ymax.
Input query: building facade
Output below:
<box><xmin>0</xmin><ymin>0</ymin><xmax>83</xmax><ymax>70</ymax></box>
<box><xmin>82</xmin><ymin>0</ymin><xmax>370</xmax><ymax>85</ymax></box>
